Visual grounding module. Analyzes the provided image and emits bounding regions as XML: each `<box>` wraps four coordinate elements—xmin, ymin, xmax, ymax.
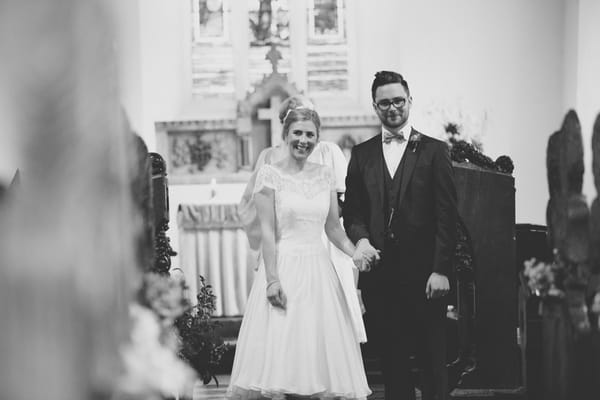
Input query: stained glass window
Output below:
<box><xmin>306</xmin><ymin>0</ymin><xmax>349</xmax><ymax>95</ymax></box>
<box><xmin>193</xmin><ymin>0</ymin><xmax>228</xmax><ymax>41</ymax></box>
<box><xmin>188</xmin><ymin>0</ymin><xmax>351</xmax><ymax>98</ymax></box>
<box><xmin>248</xmin><ymin>0</ymin><xmax>290</xmax><ymax>46</ymax></box>
<box><xmin>247</xmin><ymin>0</ymin><xmax>291</xmax><ymax>86</ymax></box>
<box><xmin>309</xmin><ymin>0</ymin><xmax>345</xmax><ymax>41</ymax></box>
<box><xmin>191</xmin><ymin>0</ymin><xmax>235</xmax><ymax>97</ymax></box>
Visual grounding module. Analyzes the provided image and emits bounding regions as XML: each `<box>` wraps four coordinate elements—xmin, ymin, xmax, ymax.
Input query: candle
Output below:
<box><xmin>210</xmin><ymin>178</ymin><xmax>217</xmax><ymax>199</ymax></box>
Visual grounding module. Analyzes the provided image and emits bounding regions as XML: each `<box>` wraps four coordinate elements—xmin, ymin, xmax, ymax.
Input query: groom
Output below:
<box><xmin>343</xmin><ymin>71</ymin><xmax>458</xmax><ymax>400</ymax></box>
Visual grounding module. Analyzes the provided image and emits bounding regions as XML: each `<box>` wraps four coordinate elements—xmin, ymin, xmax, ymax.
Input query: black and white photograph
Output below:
<box><xmin>1</xmin><ymin>1</ymin><xmax>600</xmax><ymax>400</ymax></box>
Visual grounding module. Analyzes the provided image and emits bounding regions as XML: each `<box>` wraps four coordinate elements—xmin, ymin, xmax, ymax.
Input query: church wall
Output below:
<box><xmin>354</xmin><ymin>0</ymin><xmax>567</xmax><ymax>225</ymax></box>
<box><xmin>137</xmin><ymin>0</ymin><xmax>189</xmax><ymax>150</ymax></box>
<box><xmin>114</xmin><ymin>0</ymin><xmax>143</xmax><ymax>138</ymax></box>
<box><xmin>118</xmin><ymin>0</ymin><xmax>600</xmax><ymax>260</ymax></box>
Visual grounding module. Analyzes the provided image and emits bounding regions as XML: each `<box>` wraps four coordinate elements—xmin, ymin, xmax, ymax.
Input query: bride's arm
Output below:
<box><xmin>254</xmin><ymin>188</ymin><xmax>286</xmax><ymax>309</ymax></box>
<box><xmin>325</xmin><ymin>190</ymin><xmax>380</xmax><ymax>271</ymax></box>
<box><xmin>324</xmin><ymin>191</ymin><xmax>357</xmax><ymax>258</ymax></box>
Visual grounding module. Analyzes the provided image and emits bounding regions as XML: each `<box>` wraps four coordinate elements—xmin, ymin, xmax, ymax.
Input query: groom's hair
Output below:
<box><xmin>371</xmin><ymin>71</ymin><xmax>410</xmax><ymax>100</ymax></box>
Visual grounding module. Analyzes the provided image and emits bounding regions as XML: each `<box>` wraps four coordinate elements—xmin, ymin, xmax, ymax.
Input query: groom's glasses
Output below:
<box><xmin>375</xmin><ymin>97</ymin><xmax>407</xmax><ymax>111</ymax></box>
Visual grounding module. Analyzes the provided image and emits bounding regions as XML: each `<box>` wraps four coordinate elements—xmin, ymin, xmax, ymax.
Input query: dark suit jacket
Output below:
<box><xmin>343</xmin><ymin>130</ymin><xmax>458</xmax><ymax>290</ymax></box>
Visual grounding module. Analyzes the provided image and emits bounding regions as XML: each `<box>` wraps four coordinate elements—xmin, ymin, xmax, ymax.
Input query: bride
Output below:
<box><xmin>242</xmin><ymin>96</ymin><xmax>367</xmax><ymax>343</ymax></box>
<box><xmin>227</xmin><ymin>103</ymin><xmax>377</xmax><ymax>399</ymax></box>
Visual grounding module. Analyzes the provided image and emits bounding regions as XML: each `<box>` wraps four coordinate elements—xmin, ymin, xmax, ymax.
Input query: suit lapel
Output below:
<box><xmin>365</xmin><ymin>136</ymin><xmax>384</xmax><ymax>209</ymax></box>
<box><xmin>397</xmin><ymin>128</ymin><xmax>422</xmax><ymax>207</ymax></box>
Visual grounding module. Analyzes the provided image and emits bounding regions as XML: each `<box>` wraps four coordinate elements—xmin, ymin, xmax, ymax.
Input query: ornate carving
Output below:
<box><xmin>155</xmin><ymin>119</ymin><xmax>237</xmax><ymax>132</ymax></box>
<box><xmin>238</xmin><ymin>72</ymin><xmax>302</xmax><ymax>120</ymax></box>
<box><xmin>321</xmin><ymin>114</ymin><xmax>380</xmax><ymax>127</ymax></box>
<box><xmin>154</xmin><ymin>222</ymin><xmax>177</xmax><ymax>276</ymax></box>
<box><xmin>157</xmin><ymin>114</ymin><xmax>380</xmax><ymax>131</ymax></box>
<box><xmin>149</xmin><ymin>152</ymin><xmax>176</xmax><ymax>275</ymax></box>
<box><xmin>168</xmin><ymin>131</ymin><xmax>237</xmax><ymax>176</ymax></box>
<box><xmin>130</xmin><ymin>134</ymin><xmax>154</xmax><ymax>272</ymax></box>
<box><xmin>265</xmin><ymin>43</ymin><xmax>282</xmax><ymax>73</ymax></box>
<box><xmin>171</xmin><ymin>136</ymin><xmax>212</xmax><ymax>171</ymax></box>
<box><xmin>448</xmin><ymin>218</ymin><xmax>478</xmax><ymax>389</ymax></box>
<box><xmin>150</xmin><ymin>152</ymin><xmax>166</xmax><ymax>175</ymax></box>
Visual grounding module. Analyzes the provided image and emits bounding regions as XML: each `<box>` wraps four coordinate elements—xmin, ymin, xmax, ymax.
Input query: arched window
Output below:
<box><xmin>191</xmin><ymin>0</ymin><xmax>235</xmax><ymax>97</ymax></box>
<box><xmin>306</xmin><ymin>0</ymin><xmax>349</xmax><ymax>95</ymax></box>
<box><xmin>189</xmin><ymin>0</ymin><xmax>352</xmax><ymax>100</ymax></box>
<box><xmin>247</xmin><ymin>0</ymin><xmax>292</xmax><ymax>85</ymax></box>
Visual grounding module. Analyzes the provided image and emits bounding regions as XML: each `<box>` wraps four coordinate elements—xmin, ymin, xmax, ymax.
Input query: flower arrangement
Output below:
<box><xmin>138</xmin><ymin>272</ymin><xmax>189</xmax><ymax>327</ymax></box>
<box><xmin>523</xmin><ymin>254</ymin><xmax>597</xmax><ymax>333</ymax></box>
<box><xmin>116</xmin><ymin>273</ymin><xmax>197</xmax><ymax>400</ymax></box>
<box><xmin>175</xmin><ymin>275</ymin><xmax>229</xmax><ymax>386</ymax></box>
<box><xmin>523</xmin><ymin>257</ymin><xmax>564</xmax><ymax>298</ymax></box>
<box><xmin>444</xmin><ymin>122</ymin><xmax>514</xmax><ymax>174</ymax></box>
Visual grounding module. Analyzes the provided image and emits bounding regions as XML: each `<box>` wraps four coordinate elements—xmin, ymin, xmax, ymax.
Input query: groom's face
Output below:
<box><xmin>373</xmin><ymin>83</ymin><xmax>412</xmax><ymax>130</ymax></box>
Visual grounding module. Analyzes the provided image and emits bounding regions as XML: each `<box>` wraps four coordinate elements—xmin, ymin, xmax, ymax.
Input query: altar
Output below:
<box><xmin>164</xmin><ymin>47</ymin><xmax>379</xmax><ymax>315</ymax></box>
<box><xmin>177</xmin><ymin>202</ymin><xmax>254</xmax><ymax>316</ymax></box>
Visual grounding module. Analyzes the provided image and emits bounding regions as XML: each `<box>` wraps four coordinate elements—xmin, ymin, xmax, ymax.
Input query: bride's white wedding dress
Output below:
<box><xmin>227</xmin><ymin>164</ymin><xmax>371</xmax><ymax>400</ymax></box>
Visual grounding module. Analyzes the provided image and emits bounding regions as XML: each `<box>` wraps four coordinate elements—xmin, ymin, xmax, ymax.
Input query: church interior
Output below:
<box><xmin>1</xmin><ymin>1</ymin><xmax>600</xmax><ymax>400</ymax></box>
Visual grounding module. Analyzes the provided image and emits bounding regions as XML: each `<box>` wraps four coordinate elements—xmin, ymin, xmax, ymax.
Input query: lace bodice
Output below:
<box><xmin>253</xmin><ymin>164</ymin><xmax>335</xmax><ymax>249</ymax></box>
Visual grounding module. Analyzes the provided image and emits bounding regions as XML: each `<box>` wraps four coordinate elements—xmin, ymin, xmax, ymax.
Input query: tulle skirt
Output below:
<box><xmin>226</xmin><ymin>242</ymin><xmax>371</xmax><ymax>400</ymax></box>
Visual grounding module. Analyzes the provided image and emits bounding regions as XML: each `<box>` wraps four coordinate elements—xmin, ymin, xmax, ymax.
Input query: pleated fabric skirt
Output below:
<box><xmin>226</xmin><ymin>242</ymin><xmax>371</xmax><ymax>400</ymax></box>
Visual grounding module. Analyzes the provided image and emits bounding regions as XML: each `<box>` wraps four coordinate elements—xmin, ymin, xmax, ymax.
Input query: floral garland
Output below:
<box><xmin>444</xmin><ymin>123</ymin><xmax>514</xmax><ymax>174</ymax></box>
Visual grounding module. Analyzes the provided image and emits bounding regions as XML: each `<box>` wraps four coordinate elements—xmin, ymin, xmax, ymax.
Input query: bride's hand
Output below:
<box><xmin>352</xmin><ymin>250</ymin><xmax>366</xmax><ymax>271</ymax></box>
<box><xmin>352</xmin><ymin>248</ymin><xmax>373</xmax><ymax>272</ymax></box>
<box><xmin>266</xmin><ymin>280</ymin><xmax>287</xmax><ymax>310</ymax></box>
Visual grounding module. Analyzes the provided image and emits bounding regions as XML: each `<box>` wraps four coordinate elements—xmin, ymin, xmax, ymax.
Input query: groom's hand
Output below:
<box><xmin>354</xmin><ymin>239</ymin><xmax>380</xmax><ymax>272</ymax></box>
<box><xmin>426</xmin><ymin>272</ymin><xmax>450</xmax><ymax>299</ymax></box>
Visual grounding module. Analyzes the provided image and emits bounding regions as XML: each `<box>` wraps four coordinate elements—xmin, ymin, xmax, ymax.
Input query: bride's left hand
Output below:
<box><xmin>267</xmin><ymin>280</ymin><xmax>287</xmax><ymax>309</ymax></box>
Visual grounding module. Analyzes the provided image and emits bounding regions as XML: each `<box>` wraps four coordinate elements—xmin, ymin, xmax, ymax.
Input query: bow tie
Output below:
<box><xmin>383</xmin><ymin>130</ymin><xmax>406</xmax><ymax>144</ymax></box>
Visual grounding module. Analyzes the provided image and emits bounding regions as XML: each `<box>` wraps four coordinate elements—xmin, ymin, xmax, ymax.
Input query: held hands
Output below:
<box><xmin>352</xmin><ymin>239</ymin><xmax>381</xmax><ymax>272</ymax></box>
<box><xmin>266</xmin><ymin>280</ymin><xmax>287</xmax><ymax>309</ymax></box>
<box><xmin>425</xmin><ymin>272</ymin><xmax>450</xmax><ymax>299</ymax></box>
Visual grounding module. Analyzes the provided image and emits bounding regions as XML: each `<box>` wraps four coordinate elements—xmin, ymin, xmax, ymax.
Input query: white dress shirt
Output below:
<box><xmin>381</xmin><ymin>123</ymin><xmax>411</xmax><ymax>177</ymax></box>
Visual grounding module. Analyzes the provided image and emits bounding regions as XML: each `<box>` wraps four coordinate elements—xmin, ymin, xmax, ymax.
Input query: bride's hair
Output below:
<box><xmin>278</xmin><ymin>95</ymin><xmax>321</xmax><ymax>139</ymax></box>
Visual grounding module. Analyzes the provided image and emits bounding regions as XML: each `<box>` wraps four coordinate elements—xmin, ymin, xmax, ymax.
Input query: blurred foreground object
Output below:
<box><xmin>0</xmin><ymin>0</ymin><xmax>139</xmax><ymax>399</ymax></box>
<box><xmin>523</xmin><ymin>110</ymin><xmax>600</xmax><ymax>400</ymax></box>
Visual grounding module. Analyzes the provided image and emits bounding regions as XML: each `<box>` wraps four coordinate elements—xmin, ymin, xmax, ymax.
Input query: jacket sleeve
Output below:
<box><xmin>431</xmin><ymin>142</ymin><xmax>458</xmax><ymax>276</ymax></box>
<box><xmin>343</xmin><ymin>146</ymin><xmax>370</xmax><ymax>244</ymax></box>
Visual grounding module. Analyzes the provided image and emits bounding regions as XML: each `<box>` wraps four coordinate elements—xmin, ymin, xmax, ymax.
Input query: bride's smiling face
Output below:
<box><xmin>285</xmin><ymin>120</ymin><xmax>318</xmax><ymax>161</ymax></box>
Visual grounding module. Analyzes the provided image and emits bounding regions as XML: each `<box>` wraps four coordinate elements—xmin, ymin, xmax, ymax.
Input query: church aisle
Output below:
<box><xmin>188</xmin><ymin>375</ymin><xmax>389</xmax><ymax>400</ymax></box>
<box><xmin>187</xmin><ymin>376</ymin><xmax>526</xmax><ymax>399</ymax></box>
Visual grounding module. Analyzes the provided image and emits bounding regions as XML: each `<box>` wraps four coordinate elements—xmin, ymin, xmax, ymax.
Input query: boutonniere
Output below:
<box><xmin>407</xmin><ymin>131</ymin><xmax>422</xmax><ymax>153</ymax></box>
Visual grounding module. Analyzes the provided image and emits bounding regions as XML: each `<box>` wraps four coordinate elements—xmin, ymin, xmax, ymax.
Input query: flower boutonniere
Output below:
<box><xmin>407</xmin><ymin>131</ymin><xmax>422</xmax><ymax>153</ymax></box>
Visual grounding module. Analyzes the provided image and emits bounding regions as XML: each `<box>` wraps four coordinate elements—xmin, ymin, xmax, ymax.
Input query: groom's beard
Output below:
<box><xmin>380</xmin><ymin>110</ymin><xmax>409</xmax><ymax>131</ymax></box>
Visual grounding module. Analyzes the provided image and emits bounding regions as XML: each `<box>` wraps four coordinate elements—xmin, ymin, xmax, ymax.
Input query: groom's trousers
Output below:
<box><xmin>362</xmin><ymin>279</ymin><xmax>448</xmax><ymax>400</ymax></box>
